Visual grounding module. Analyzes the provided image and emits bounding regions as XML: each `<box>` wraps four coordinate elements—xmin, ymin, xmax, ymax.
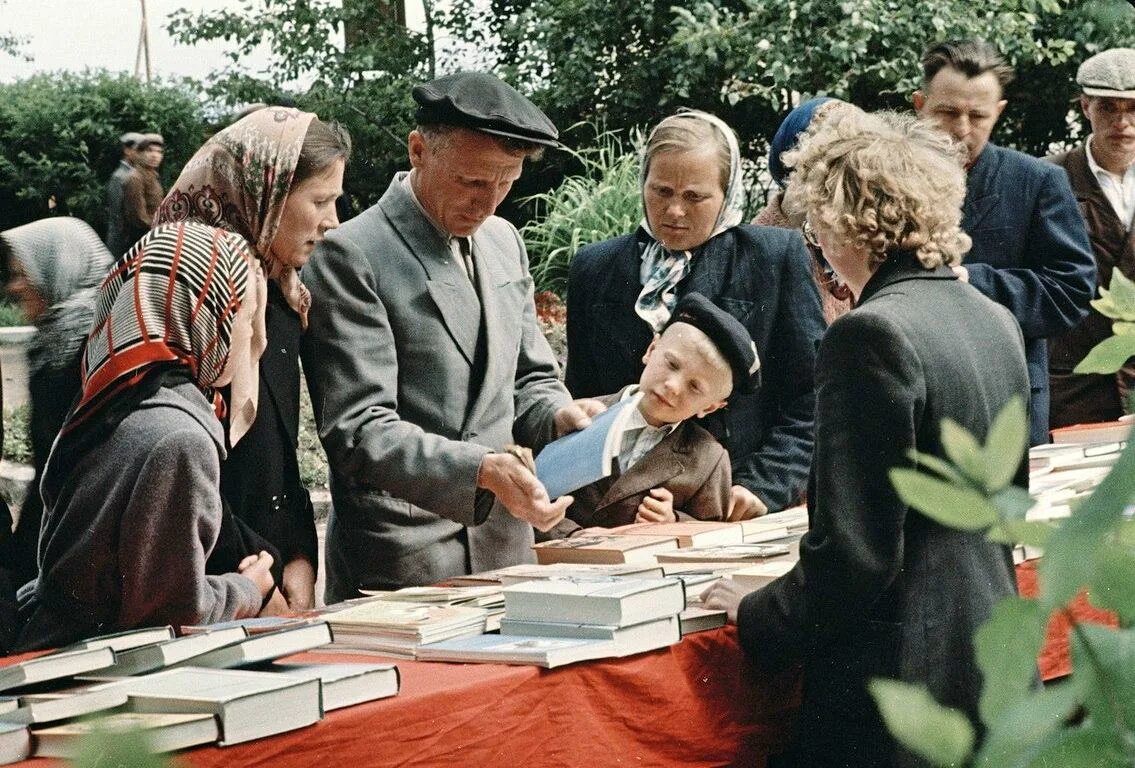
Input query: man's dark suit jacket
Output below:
<box><xmin>737</xmin><ymin>253</ymin><xmax>1029</xmax><ymax>768</ymax></box>
<box><xmin>960</xmin><ymin>142</ymin><xmax>1095</xmax><ymax>444</ymax></box>
<box><xmin>545</xmin><ymin>389</ymin><xmax>731</xmax><ymax>538</ymax></box>
<box><xmin>1047</xmin><ymin>144</ymin><xmax>1135</xmax><ymax>426</ymax></box>
<box><xmin>565</xmin><ymin>225</ymin><xmax>824</xmax><ymax>512</ymax></box>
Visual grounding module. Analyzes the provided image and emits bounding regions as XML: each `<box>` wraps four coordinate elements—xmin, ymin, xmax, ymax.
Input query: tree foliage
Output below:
<box><xmin>880</xmin><ymin>383</ymin><xmax>1135</xmax><ymax>763</ymax></box>
<box><xmin>0</xmin><ymin>72</ymin><xmax>207</xmax><ymax>232</ymax></box>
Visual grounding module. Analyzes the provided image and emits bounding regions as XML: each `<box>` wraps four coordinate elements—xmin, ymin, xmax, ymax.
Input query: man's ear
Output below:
<box><xmin>912</xmin><ymin>90</ymin><xmax>926</xmax><ymax>112</ymax></box>
<box><xmin>642</xmin><ymin>335</ymin><xmax>660</xmax><ymax>366</ymax></box>
<box><xmin>994</xmin><ymin>99</ymin><xmax>1007</xmax><ymax>121</ymax></box>
<box><xmin>1080</xmin><ymin>95</ymin><xmax>1091</xmax><ymax>119</ymax></box>
<box><xmin>407</xmin><ymin>130</ymin><xmax>426</xmax><ymax>169</ymax></box>
<box><xmin>696</xmin><ymin>399</ymin><xmax>728</xmax><ymax>419</ymax></box>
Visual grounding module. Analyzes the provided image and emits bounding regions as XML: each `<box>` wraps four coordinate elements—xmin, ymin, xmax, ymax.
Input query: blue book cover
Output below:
<box><xmin>535</xmin><ymin>393</ymin><xmax>641</xmax><ymax>499</ymax></box>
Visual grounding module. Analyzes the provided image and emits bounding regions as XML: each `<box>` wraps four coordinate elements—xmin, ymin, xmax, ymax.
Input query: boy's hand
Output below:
<box><xmin>282</xmin><ymin>557</ymin><xmax>316</xmax><ymax>611</ymax></box>
<box><xmin>553</xmin><ymin>398</ymin><xmax>607</xmax><ymax>437</ymax></box>
<box><xmin>727</xmin><ymin>485</ymin><xmax>768</xmax><ymax>521</ymax></box>
<box><xmin>636</xmin><ymin>487</ymin><xmax>676</xmax><ymax>523</ymax></box>
<box><xmin>238</xmin><ymin>550</ymin><xmax>275</xmax><ymax>596</ymax></box>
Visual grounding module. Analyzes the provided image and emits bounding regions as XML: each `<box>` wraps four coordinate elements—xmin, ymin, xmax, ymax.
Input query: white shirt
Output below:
<box><xmin>1085</xmin><ymin>136</ymin><xmax>1135</xmax><ymax>231</ymax></box>
<box><xmin>616</xmin><ymin>386</ymin><xmax>679</xmax><ymax>472</ymax></box>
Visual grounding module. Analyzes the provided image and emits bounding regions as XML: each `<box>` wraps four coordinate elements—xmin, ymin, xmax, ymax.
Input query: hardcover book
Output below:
<box><xmin>532</xmin><ymin>535</ymin><xmax>678</xmax><ymax>565</ymax></box>
<box><xmin>169</xmin><ymin>623</ymin><xmax>334</xmax><ymax>670</ymax></box>
<box><xmin>498</xmin><ymin>614</ymin><xmax>680</xmax><ymax>656</ymax></box>
<box><xmin>534</xmin><ymin>394</ymin><xmax>641</xmax><ymax>498</ymax></box>
<box><xmin>62</xmin><ymin>626</ymin><xmax>176</xmax><ymax>654</ymax></box>
<box><xmin>0</xmin><ymin>722</ymin><xmax>30</xmax><ymax>766</ymax></box>
<box><xmin>728</xmin><ymin>560</ymin><xmax>796</xmax><ymax>590</ymax></box>
<box><xmin>654</xmin><ymin>543</ymin><xmax>793</xmax><ymax>564</ymax></box>
<box><xmin>33</xmin><ymin>712</ymin><xmax>219</xmax><ymax>758</ymax></box>
<box><xmin>6</xmin><ymin>682</ymin><xmax>128</xmax><ymax>725</ymax></box>
<box><xmin>606</xmin><ymin>520</ymin><xmax>744</xmax><ymax>548</ymax></box>
<box><xmin>98</xmin><ymin>626</ymin><xmax>248</xmax><ymax>677</ymax></box>
<box><xmin>0</xmin><ymin>646</ymin><xmax>116</xmax><ymax>693</ymax></box>
<box><xmin>503</xmin><ymin>577</ymin><xmax>685</xmax><ymax>626</ymax></box>
<box><xmin>270</xmin><ymin>662</ymin><xmax>400</xmax><ymax>710</ymax></box>
<box><xmin>417</xmin><ymin>634</ymin><xmax>616</xmax><ymax>668</ymax></box>
<box><xmin>120</xmin><ymin>667</ymin><xmax>322</xmax><ymax>746</ymax></box>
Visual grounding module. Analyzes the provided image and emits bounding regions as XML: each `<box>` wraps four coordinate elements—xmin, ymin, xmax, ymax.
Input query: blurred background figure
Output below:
<box><xmin>0</xmin><ymin>217</ymin><xmax>112</xmax><ymax>589</ymax></box>
<box><xmin>104</xmin><ymin>131</ymin><xmax>143</xmax><ymax>257</ymax></box>
<box><xmin>119</xmin><ymin>132</ymin><xmax>165</xmax><ymax>255</ymax></box>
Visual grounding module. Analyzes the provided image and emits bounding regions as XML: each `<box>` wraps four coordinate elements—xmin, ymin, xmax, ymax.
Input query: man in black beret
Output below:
<box><xmin>302</xmin><ymin>72</ymin><xmax>603</xmax><ymax>599</ymax></box>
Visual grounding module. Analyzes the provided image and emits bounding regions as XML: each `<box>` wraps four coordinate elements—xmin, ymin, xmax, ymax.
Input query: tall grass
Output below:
<box><xmin>521</xmin><ymin>128</ymin><xmax>644</xmax><ymax>298</ymax></box>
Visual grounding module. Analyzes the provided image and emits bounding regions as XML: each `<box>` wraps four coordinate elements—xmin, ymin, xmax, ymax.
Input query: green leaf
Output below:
<box><xmin>1040</xmin><ymin>440</ymin><xmax>1135</xmax><ymax>612</ymax></box>
<box><xmin>975</xmin><ymin>597</ymin><xmax>1047</xmax><ymax>726</ymax></box>
<box><xmin>974</xmin><ymin>680</ymin><xmax>1085</xmax><ymax>767</ymax></box>
<box><xmin>988</xmin><ymin>519</ymin><xmax>1054</xmax><ymax>548</ymax></box>
<box><xmin>71</xmin><ymin>728</ymin><xmax>171</xmax><ymax>768</ymax></box>
<box><xmin>890</xmin><ymin>469</ymin><xmax>1000</xmax><ymax>531</ymax></box>
<box><xmin>869</xmin><ymin>679</ymin><xmax>974</xmax><ymax>767</ymax></box>
<box><xmin>981</xmin><ymin>396</ymin><xmax>1027</xmax><ymax>492</ymax></box>
<box><xmin>1073</xmin><ymin>334</ymin><xmax>1135</xmax><ymax>375</ymax></box>
<box><xmin>991</xmin><ymin>486</ymin><xmax>1033</xmax><ymax>522</ymax></box>
<box><xmin>906</xmin><ymin>448</ymin><xmax>968</xmax><ymax>486</ymax></box>
<box><xmin>1097</xmin><ymin>269</ymin><xmax>1135</xmax><ymax>321</ymax></box>
<box><xmin>1024</xmin><ymin>726</ymin><xmax>1130</xmax><ymax>768</ymax></box>
<box><xmin>940</xmin><ymin>418</ymin><xmax>987</xmax><ymax>486</ymax></box>
<box><xmin>1070</xmin><ymin>624</ymin><xmax>1135</xmax><ymax>733</ymax></box>
<box><xmin>1090</xmin><ymin>546</ymin><xmax>1135</xmax><ymax>625</ymax></box>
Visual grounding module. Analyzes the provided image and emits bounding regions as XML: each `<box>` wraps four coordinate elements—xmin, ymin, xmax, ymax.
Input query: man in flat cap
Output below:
<box><xmin>1048</xmin><ymin>48</ymin><xmax>1135</xmax><ymax>428</ymax></box>
<box><xmin>119</xmin><ymin>132</ymin><xmax>165</xmax><ymax>255</ymax></box>
<box><xmin>913</xmin><ymin>39</ymin><xmax>1095</xmax><ymax>444</ymax></box>
<box><xmin>302</xmin><ymin>71</ymin><xmax>601</xmax><ymax>599</ymax></box>
<box><xmin>104</xmin><ymin>131</ymin><xmax>143</xmax><ymax>256</ymax></box>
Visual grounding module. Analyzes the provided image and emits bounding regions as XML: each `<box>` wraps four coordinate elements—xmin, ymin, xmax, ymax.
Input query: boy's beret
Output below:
<box><xmin>665</xmin><ymin>292</ymin><xmax>761</xmax><ymax>395</ymax></box>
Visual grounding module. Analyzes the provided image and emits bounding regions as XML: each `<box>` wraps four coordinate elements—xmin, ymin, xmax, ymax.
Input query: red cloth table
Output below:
<box><xmin>8</xmin><ymin>627</ymin><xmax>800</xmax><ymax>768</ymax></box>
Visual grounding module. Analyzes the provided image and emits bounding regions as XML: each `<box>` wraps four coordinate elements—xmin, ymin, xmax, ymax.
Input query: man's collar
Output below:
<box><xmin>1085</xmin><ymin>135</ymin><xmax>1135</xmax><ymax>179</ymax></box>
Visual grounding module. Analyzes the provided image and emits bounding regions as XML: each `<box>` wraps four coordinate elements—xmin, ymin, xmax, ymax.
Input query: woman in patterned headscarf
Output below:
<box><xmin>156</xmin><ymin>107</ymin><xmax>351</xmax><ymax>611</ymax></box>
<box><xmin>0</xmin><ymin>217</ymin><xmax>113</xmax><ymax>588</ymax></box>
<box><xmin>565</xmin><ymin>110</ymin><xmax>826</xmax><ymax>521</ymax></box>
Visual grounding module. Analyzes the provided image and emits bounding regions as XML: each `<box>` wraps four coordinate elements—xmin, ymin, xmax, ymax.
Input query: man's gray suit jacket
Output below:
<box><xmin>301</xmin><ymin>173</ymin><xmax>570</xmax><ymax>600</ymax></box>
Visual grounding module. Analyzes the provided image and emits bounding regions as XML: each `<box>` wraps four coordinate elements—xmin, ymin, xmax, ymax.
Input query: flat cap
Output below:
<box><xmin>138</xmin><ymin>132</ymin><xmax>164</xmax><ymax>149</ymax></box>
<box><xmin>119</xmin><ymin>131</ymin><xmax>145</xmax><ymax>147</ymax></box>
<box><xmin>665</xmin><ymin>292</ymin><xmax>761</xmax><ymax>395</ymax></box>
<box><xmin>1078</xmin><ymin>48</ymin><xmax>1135</xmax><ymax>99</ymax></box>
<box><xmin>413</xmin><ymin>71</ymin><xmax>559</xmax><ymax>147</ymax></box>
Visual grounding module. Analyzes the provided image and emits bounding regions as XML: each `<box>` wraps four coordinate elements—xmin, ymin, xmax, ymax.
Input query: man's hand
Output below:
<box><xmin>699</xmin><ymin>578</ymin><xmax>753</xmax><ymax>625</ymax></box>
<box><xmin>635</xmin><ymin>487</ymin><xmax>676</xmax><ymax>523</ymax></box>
<box><xmin>282</xmin><ymin>557</ymin><xmax>316</xmax><ymax>611</ymax></box>
<box><xmin>952</xmin><ymin>265</ymin><xmax>970</xmax><ymax>282</ymax></box>
<box><xmin>553</xmin><ymin>398</ymin><xmax>607</xmax><ymax>437</ymax></box>
<box><xmin>727</xmin><ymin>485</ymin><xmax>768</xmax><ymax>521</ymax></box>
<box><xmin>478</xmin><ymin>452</ymin><xmax>571</xmax><ymax>531</ymax></box>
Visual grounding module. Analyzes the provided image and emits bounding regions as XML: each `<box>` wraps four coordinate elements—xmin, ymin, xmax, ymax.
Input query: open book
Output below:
<box><xmin>535</xmin><ymin>392</ymin><xmax>642</xmax><ymax>499</ymax></box>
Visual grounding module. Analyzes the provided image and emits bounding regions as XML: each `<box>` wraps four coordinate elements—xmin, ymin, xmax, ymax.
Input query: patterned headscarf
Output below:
<box><xmin>635</xmin><ymin>110</ymin><xmax>745</xmax><ymax>332</ymax></box>
<box><xmin>70</xmin><ymin>222</ymin><xmax>265</xmax><ymax>442</ymax></box>
<box><xmin>0</xmin><ymin>217</ymin><xmax>112</xmax><ymax>378</ymax></box>
<box><xmin>156</xmin><ymin>106</ymin><xmax>315</xmax><ymax>325</ymax></box>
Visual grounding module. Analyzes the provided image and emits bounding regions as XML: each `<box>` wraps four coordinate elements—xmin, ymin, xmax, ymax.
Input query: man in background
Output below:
<box><xmin>1048</xmin><ymin>48</ymin><xmax>1135</xmax><ymax>427</ymax></box>
<box><xmin>914</xmin><ymin>39</ymin><xmax>1095</xmax><ymax>444</ymax></box>
<box><xmin>119</xmin><ymin>132</ymin><xmax>165</xmax><ymax>255</ymax></box>
<box><xmin>104</xmin><ymin>131</ymin><xmax>142</xmax><ymax>256</ymax></box>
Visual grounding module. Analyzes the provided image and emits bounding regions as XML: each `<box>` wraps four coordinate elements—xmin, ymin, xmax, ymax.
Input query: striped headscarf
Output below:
<box><xmin>634</xmin><ymin>110</ymin><xmax>745</xmax><ymax>332</ymax></box>
<box><xmin>156</xmin><ymin>106</ymin><xmax>314</xmax><ymax>325</ymax></box>
<box><xmin>69</xmin><ymin>221</ymin><xmax>265</xmax><ymax>440</ymax></box>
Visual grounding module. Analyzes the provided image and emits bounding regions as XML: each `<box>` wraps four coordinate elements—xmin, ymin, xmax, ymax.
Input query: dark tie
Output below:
<box><xmin>455</xmin><ymin>236</ymin><xmax>475</xmax><ymax>286</ymax></box>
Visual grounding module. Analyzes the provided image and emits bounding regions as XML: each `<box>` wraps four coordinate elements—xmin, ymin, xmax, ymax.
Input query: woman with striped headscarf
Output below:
<box><xmin>12</xmin><ymin>108</ymin><xmax>347</xmax><ymax>650</ymax></box>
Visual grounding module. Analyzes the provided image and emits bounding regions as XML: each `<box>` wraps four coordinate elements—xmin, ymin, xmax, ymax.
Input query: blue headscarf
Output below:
<box><xmin>768</xmin><ymin>97</ymin><xmax>835</xmax><ymax>188</ymax></box>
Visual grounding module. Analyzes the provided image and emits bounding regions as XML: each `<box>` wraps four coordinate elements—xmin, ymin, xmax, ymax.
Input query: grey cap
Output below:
<box><xmin>119</xmin><ymin>131</ymin><xmax>145</xmax><ymax>147</ymax></box>
<box><xmin>138</xmin><ymin>132</ymin><xmax>165</xmax><ymax>149</ymax></box>
<box><xmin>1077</xmin><ymin>48</ymin><xmax>1135</xmax><ymax>99</ymax></box>
<box><xmin>412</xmin><ymin>71</ymin><xmax>559</xmax><ymax>147</ymax></box>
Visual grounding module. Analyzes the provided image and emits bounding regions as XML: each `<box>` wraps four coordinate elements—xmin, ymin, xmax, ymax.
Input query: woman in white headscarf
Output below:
<box><xmin>565</xmin><ymin>110</ymin><xmax>825</xmax><ymax>519</ymax></box>
<box><xmin>0</xmin><ymin>217</ymin><xmax>112</xmax><ymax>587</ymax></box>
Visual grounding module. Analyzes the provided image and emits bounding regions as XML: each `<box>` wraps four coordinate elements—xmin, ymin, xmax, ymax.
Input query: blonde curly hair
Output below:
<box><xmin>782</xmin><ymin>109</ymin><xmax>971</xmax><ymax>269</ymax></box>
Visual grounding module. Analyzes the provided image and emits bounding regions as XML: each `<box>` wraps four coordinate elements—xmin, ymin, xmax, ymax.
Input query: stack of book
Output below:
<box><xmin>531</xmin><ymin>534</ymin><xmax>678</xmax><ymax>564</ymax></box>
<box><xmin>360</xmin><ymin>585</ymin><xmax>505</xmax><ymax>631</ymax></box>
<box><xmin>324</xmin><ymin>600</ymin><xmax>488</xmax><ymax>657</ymax></box>
<box><xmin>418</xmin><ymin>576</ymin><xmax>685</xmax><ymax>668</ymax></box>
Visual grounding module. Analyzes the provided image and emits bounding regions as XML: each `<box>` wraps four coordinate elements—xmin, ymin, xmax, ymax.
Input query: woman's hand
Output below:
<box><xmin>699</xmin><ymin>578</ymin><xmax>753</xmax><ymax>625</ymax></box>
<box><xmin>282</xmin><ymin>557</ymin><xmax>316</xmax><ymax>611</ymax></box>
<box><xmin>727</xmin><ymin>485</ymin><xmax>768</xmax><ymax>521</ymax></box>
<box><xmin>635</xmin><ymin>488</ymin><xmax>676</xmax><ymax>523</ymax></box>
<box><xmin>238</xmin><ymin>550</ymin><xmax>287</xmax><ymax>616</ymax></box>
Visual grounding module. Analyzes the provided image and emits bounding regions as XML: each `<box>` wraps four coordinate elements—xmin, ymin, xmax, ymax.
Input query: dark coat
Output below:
<box><xmin>960</xmin><ymin>142</ymin><xmax>1095</xmax><ymax>444</ymax></box>
<box><xmin>220</xmin><ymin>281</ymin><xmax>317</xmax><ymax>570</ymax></box>
<box><xmin>737</xmin><ymin>254</ymin><xmax>1029</xmax><ymax>768</ymax></box>
<box><xmin>546</xmin><ymin>389</ymin><xmax>731</xmax><ymax>538</ymax></box>
<box><xmin>1046</xmin><ymin>144</ymin><xmax>1135</xmax><ymax>427</ymax></box>
<box><xmin>565</xmin><ymin>225</ymin><xmax>824</xmax><ymax>512</ymax></box>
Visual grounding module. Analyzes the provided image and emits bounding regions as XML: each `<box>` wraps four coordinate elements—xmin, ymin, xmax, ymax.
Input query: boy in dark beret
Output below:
<box><xmin>545</xmin><ymin>292</ymin><xmax>760</xmax><ymax>537</ymax></box>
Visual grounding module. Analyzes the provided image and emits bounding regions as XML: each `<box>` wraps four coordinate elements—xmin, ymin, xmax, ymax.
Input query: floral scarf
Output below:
<box><xmin>156</xmin><ymin>106</ymin><xmax>314</xmax><ymax>326</ymax></box>
<box><xmin>635</xmin><ymin>110</ymin><xmax>745</xmax><ymax>332</ymax></box>
<box><xmin>0</xmin><ymin>217</ymin><xmax>112</xmax><ymax>378</ymax></box>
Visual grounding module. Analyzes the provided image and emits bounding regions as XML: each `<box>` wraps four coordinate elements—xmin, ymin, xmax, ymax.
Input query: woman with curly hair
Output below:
<box><xmin>703</xmin><ymin>111</ymin><xmax>1031</xmax><ymax>768</ymax></box>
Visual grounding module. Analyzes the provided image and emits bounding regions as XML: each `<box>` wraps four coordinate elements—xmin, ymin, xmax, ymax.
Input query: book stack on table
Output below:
<box><xmin>418</xmin><ymin>576</ymin><xmax>686</xmax><ymax>668</ymax></box>
<box><xmin>323</xmin><ymin>600</ymin><xmax>489</xmax><ymax>657</ymax></box>
<box><xmin>0</xmin><ymin>622</ymin><xmax>400</xmax><ymax>761</ymax></box>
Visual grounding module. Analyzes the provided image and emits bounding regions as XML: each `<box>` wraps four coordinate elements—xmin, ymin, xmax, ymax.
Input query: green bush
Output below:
<box><xmin>0</xmin><ymin>301</ymin><xmax>26</xmax><ymax>327</ymax></box>
<box><xmin>0</xmin><ymin>71</ymin><xmax>208</xmax><ymax>232</ymax></box>
<box><xmin>2</xmin><ymin>403</ymin><xmax>31</xmax><ymax>465</ymax></box>
<box><xmin>520</xmin><ymin>128</ymin><xmax>644</xmax><ymax>298</ymax></box>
